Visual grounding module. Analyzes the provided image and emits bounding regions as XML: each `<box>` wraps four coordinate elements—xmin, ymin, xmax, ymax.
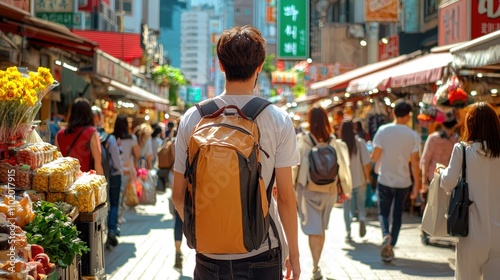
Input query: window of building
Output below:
<box><xmin>235</xmin><ymin>8</ymin><xmax>240</xmax><ymax>15</ymax></box>
<box><xmin>115</xmin><ymin>0</ymin><xmax>133</xmax><ymax>15</ymax></box>
<box><xmin>244</xmin><ymin>8</ymin><xmax>251</xmax><ymax>16</ymax></box>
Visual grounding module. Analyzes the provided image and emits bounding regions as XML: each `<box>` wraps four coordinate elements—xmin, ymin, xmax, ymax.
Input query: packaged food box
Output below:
<box><xmin>74</xmin><ymin>173</ymin><xmax>107</xmax><ymax>207</ymax></box>
<box><xmin>66</xmin><ymin>184</ymin><xmax>96</xmax><ymax>213</ymax></box>
<box><xmin>46</xmin><ymin>192</ymin><xmax>66</xmax><ymax>203</ymax></box>
<box><xmin>33</xmin><ymin>157</ymin><xmax>80</xmax><ymax>193</ymax></box>
<box><xmin>14</xmin><ymin>165</ymin><xmax>32</xmax><ymax>190</ymax></box>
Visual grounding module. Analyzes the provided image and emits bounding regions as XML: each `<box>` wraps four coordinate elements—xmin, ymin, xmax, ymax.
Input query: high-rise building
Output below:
<box><xmin>159</xmin><ymin>1</ymin><xmax>188</xmax><ymax>67</ymax></box>
<box><xmin>180</xmin><ymin>7</ymin><xmax>212</xmax><ymax>87</ymax></box>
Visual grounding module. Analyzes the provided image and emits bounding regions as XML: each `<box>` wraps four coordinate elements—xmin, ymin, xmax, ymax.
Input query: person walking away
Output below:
<box><xmin>340</xmin><ymin>120</ymin><xmax>371</xmax><ymax>242</ymax></box>
<box><xmin>172</xmin><ymin>25</ymin><xmax>301</xmax><ymax>280</ymax></box>
<box><xmin>150</xmin><ymin>123</ymin><xmax>164</xmax><ymax>169</ymax></box>
<box><xmin>353</xmin><ymin>118</ymin><xmax>369</xmax><ymax>141</ymax></box>
<box><xmin>135</xmin><ymin>123</ymin><xmax>154</xmax><ymax>170</ymax></box>
<box><xmin>113</xmin><ymin>115</ymin><xmax>140</xmax><ymax>226</ymax></box>
<box><xmin>55</xmin><ymin>98</ymin><xmax>103</xmax><ymax>175</ymax></box>
<box><xmin>92</xmin><ymin>107</ymin><xmax>123</xmax><ymax>248</ymax></box>
<box><xmin>165</xmin><ymin>121</ymin><xmax>175</xmax><ymax>141</ymax></box>
<box><xmin>420</xmin><ymin>116</ymin><xmax>458</xmax><ymax>243</ymax></box>
<box><xmin>438</xmin><ymin>102</ymin><xmax>500</xmax><ymax>280</ymax></box>
<box><xmin>157</xmin><ymin>125</ymin><xmax>176</xmax><ymax>193</ymax></box>
<box><xmin>295</xmin><ymin>106</ymin><xmax>351</xmax><ymax>280</ymax></box>
<box><xmin>370</xmin><ymin>100</ymin><xmax>422</xmax><ymax>262</ymax></box>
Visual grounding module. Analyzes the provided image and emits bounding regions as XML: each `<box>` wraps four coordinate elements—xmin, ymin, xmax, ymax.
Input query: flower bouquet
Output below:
<box><xmin>0</xmin><ymin>66</ymin><xmax>58</xmax><ymax>148</ymax></box>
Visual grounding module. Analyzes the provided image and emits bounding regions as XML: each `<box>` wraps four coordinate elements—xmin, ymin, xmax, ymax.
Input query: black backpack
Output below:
<box><xmin>308</xmin><ymin>134</ymin><xmax>339</xmax><ymax>185</ymax></box>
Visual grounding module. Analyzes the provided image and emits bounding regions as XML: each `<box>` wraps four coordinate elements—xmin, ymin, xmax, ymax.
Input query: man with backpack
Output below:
<box><xmin>92</xmin><ymin>107</ymin><xmax>123</xmax><ymax>248</ymax></box>
<box><xmin>172</xmin><ymin>25</ymin><xmax>301</xmax><ymax>279</ymax></box>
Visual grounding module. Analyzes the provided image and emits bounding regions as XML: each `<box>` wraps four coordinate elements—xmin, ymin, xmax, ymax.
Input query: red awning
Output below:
<box><xmin>72</xmin><ymin>30</ymin><xmax>143</xmax><ymax>64</ymax></box>
<box><xmin>0</xmin><ymin>2</ymin><xmax>98</xmax><ymax>57</ymax></box>
<box><xmin>309</xmin><ymin>55</ymin><xmax>410</xmax><ymax>91</ymax></box>
<box><xmin>347</xmin><ymin>52</ymin><xmax>453</xmax><ymax>93</ymax></box>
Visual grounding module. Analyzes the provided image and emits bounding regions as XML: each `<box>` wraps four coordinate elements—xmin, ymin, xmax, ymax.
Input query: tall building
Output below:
<box><xmin>159</xmin><ymin>1</ymin><xmax>188</xmax><ymax>67</ymax></box>
<box><xmin>180</xmin><ymin>7</ymin><xmax>212</xmax><ymax>87</ymax></box>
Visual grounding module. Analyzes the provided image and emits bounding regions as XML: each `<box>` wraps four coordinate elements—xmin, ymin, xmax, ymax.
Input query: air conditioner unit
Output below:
<box><xmin>347</xmin><ymin>24</ymin><xmax>365</xmax><ymax>39</ymax></box>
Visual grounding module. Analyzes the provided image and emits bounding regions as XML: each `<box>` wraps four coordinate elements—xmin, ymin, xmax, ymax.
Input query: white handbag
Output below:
<box><xmin>421</xmin><ymin>172</ymin><xmax>450</xmax><ymax>237</ymax></box>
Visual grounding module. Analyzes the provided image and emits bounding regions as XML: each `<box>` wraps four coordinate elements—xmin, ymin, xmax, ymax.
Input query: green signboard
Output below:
<box><xmin>187</xmin><ymin>87</ymin><xmax>203</xmax><ymax>103</ymax></box>
<box><xmin>36</xmin><ymin>12</ymin><xmax>74</xmax><ymax>27</ymax></box>
<box><xmin>277</xmin><ymin>0</ymin><xmax>309</xmax><ymax>60</ymax></box>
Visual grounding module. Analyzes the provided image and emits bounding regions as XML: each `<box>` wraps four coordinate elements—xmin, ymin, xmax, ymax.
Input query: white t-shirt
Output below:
<box><xmin>174</xmin><ymin>95</ymin><xmax>300</xmax><ymax>261</ymax></box>
<box><xmin>372</xmin><ymin>123</ymin><xmax>420</xmax><ymax>188</ymax></box>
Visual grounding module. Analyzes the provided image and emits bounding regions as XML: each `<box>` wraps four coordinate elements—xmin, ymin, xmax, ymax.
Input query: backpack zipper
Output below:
<box><xmin>194</xmin><ymin>123</ymin><xmax>252</xmax><ymax>136</ymax></box>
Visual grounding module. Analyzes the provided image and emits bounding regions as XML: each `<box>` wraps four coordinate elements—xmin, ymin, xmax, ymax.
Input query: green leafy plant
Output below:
<box><xmin>25</xmin><ymin>201</ymin><xmax>89</xmax><ymax>268</ymax></box>
<box><xmin>262</xmin><ymin>54</ymin><xmax>277</xmax><ymax>80</ymax></box>
<box><xmin>151</xmin><ymin>65</ymin><xmax>189</xmax><ymax>106</ymax></box>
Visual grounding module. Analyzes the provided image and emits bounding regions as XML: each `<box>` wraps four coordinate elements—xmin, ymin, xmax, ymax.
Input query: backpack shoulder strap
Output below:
<box><xmin>241</xmin><ymin>97</ymin><xmax>271</xmax><ymax>120</ymax></box>
<box><xmin>195</xmin><ymin>99</ymin><xmax>219</xmax><ymax>117</ymax></box>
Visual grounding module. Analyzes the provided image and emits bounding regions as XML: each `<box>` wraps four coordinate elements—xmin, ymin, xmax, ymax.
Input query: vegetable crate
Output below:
<box><xmin>56</xmin><ymin>255</ymin><xmax>81</xmax><ymax>280</ymax></box>
<box><xmin>76</xmin><ymin>203</ymin><xmax>108</xmax><ymax>280</ymax></box>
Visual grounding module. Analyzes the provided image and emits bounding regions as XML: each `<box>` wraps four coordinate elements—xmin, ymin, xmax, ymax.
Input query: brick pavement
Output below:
<box><xmin>105</xmin><ymin>192</ymin><xmax>455</xmax><ymax>280</ymax></box>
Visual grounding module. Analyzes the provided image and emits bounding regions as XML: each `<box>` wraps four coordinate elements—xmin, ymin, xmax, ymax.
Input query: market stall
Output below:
<box><xmin>0</xmin><ymin>67</ymin><xmax>107</xmax><ymax>280</ymax></box>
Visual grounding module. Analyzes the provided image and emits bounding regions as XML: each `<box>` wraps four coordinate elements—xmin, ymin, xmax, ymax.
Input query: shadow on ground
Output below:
<box><xmin>344</xmin><ymin>242</ymin><xmax>454</xmax><ymax>278</ymax></box>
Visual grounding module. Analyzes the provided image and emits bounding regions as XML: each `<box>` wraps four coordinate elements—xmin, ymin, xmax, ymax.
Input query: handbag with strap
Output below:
<box><xmin>446</xmin><ymin>143</ymin><xmax>473</xmax><ymax>237</ymax></box>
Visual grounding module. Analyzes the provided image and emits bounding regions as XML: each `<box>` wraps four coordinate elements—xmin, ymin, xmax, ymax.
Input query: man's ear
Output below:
<box><xmin>218</xmin><ymin>61</ymin><xmax>225</xmax><ymax>72</ymax></box>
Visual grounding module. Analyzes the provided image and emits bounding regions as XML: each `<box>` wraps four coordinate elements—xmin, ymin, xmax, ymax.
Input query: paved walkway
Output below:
<box><xmin>105</xmin><ymin>192</ymin><xmax>456</xmax><ymax>280</ymax></box>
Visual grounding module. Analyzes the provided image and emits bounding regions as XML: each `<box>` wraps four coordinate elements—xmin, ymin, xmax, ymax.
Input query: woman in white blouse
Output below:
<box><xmin>439</xmin><ymin>102</ymin><xmax>500</xmax><ymax>280</ymax></box>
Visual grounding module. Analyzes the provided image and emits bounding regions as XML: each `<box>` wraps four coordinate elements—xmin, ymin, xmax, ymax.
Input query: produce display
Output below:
<box><xmin>25</xmin><ymin>201</ymin><xmax>89</xmax><ymax>268</ymax></box>
<box><xmin>0</xmin><ymin>67</ymin><xmax>106</xmax><ymax>280</ymax></box>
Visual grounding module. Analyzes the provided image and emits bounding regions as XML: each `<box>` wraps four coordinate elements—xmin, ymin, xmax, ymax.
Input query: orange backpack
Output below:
<box><xmin>183</xmin><ymin>97</ymin><xmax>275</xmax><ymax>254</ymax></box>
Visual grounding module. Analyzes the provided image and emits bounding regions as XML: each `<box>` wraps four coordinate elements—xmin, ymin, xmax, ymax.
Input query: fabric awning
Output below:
<box><xmin>110</xmin><ymin>80</ymin><xmax>170</xmax><ymax>107</ymax></box>
<box><xmin>347</xmin><ymin>52</ymin><xmax>453</xmax><ymax>93</ymax></box>
<box><xmin>309</xmin><ymin>55</ymin><xmax>409</xmax><ymax>90</ymax></box>
<box><xmin>450</xmin><ymin>30</ymin><xmax>500</xmax><ymax>69</ymax></box>
<box><xmin>0</xmin><ymin>2</ymin><xmax>98</xmax><ymax>57</ymax></box>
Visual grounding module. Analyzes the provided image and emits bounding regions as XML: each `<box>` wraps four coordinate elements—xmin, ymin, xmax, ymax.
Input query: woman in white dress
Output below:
<box><xmin>439</xmin><ymin>102</ymin><xmax>500</xmax><ymax>280</ymax></box>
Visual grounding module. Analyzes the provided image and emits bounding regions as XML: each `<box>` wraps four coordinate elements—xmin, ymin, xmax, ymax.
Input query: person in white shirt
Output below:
<box><xmin>371</xmin><ymin>100</ymin><xmax>422</xmax><ymax>262</ymax></box>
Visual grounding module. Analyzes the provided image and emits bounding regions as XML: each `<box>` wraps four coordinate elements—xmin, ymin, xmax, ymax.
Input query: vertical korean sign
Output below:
<box><xmin>277</xmin><ymin>0</ymin><xmax>309</xmax><ymax>60</ymax></box>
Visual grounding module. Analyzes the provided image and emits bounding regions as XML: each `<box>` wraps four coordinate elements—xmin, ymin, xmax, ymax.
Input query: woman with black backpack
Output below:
<box><xmin>295</xmin><ymin>106</ymin><xmax>352</xmax><ymax>280</ymax></box>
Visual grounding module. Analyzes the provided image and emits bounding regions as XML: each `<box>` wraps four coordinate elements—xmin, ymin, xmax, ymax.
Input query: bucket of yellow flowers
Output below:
<box><xmin>0</xmin><ymin>66</ymin><xmax>58</xmax><ymax>151</ymax></box>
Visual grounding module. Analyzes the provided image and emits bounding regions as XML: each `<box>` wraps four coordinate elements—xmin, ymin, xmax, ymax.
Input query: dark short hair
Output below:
<box><xmin>217</xmin><ymin>25</ymin><xmax>266</xmax><ymax>82</ymax></box>
<box><xmin>307</xmin><ymin>106</ymin><xmax>332</xmax><ymax>142</ymax></box>
<box><xmin>463</xmin><ymin>102</ymin><xmax>500</xmax><ymax>158</ymax></box>
<box><xmin>394</xmin><ymin>101</ymin><xmax>413</xmax><ymax>117</ymax></box>
<box><xmin>114</xmin><ymin>114</ymin><xmax>132</xmax><ymax>139</ymax></box>
<box><xmin>167</xmin><ymin>121</ymin><xmax>175</xmax><ymax>128</ymax></box>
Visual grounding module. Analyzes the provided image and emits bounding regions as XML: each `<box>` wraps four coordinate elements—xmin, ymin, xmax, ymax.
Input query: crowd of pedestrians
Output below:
<box><xmin>51</xmin><ymin>25</ymin><xmax>500</xmax><ymax>280</ymax></box>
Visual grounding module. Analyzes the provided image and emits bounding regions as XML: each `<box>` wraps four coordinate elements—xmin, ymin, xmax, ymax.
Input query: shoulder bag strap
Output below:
<box><xmin>66</xmin><ymin>126</ymin><xmax>90</xmax><ymax>156</ymax></box>
<box><xmin>461</xmin><ymin>143</ymin><xmax>467</xmax><ymax>182</ymax></box>
<box><xmin>195</xmin><ymin>99</ymin><xmax>219</xmax><ymax>117</ymax></box>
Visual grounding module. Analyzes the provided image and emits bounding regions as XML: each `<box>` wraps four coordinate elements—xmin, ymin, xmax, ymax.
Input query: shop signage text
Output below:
<box><xmin>36</xmin><ymin>12</ymin><xmax>74</xmax><ymax>27</ymax></box>
<box><xmin>277</xmin><ymin>0</ymin><xmax>309</xmax><ymax>60</ymax></box>
<box><xmin>95</xmin><ymin>51</ymin><xmax>132</xmax><ymax>86</ymax></box>
<box><xmin>34</xmin><ymin>0</ymin><xmax>73</xmax><ymax>13</ymax></box>
<box><xmin>471</xmin><ymin>0</ymin><xmax>500</xmax><ymax>39</ymax></box>
<box><xmin>438</xmin><ymin>0</ymin><xmax>468</xmax><ymax>45</ymax></box>
<box><xmin>365</xmin><ymin>0</ymin><xmax>399</xmax><ymax>22</ymax></box>
<box><xmin>378</xmin><ymin>34</ymin><xmax>399</xmax><ymax>61</ymax></box>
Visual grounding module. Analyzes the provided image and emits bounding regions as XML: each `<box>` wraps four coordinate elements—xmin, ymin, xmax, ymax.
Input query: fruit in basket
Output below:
<box><xmin>31</xmin><ymin>245</ymin><xmax>44</xmax><ymax>260</ymax></box>
<box><xmin>26</xmin><ymin>261</ymin><xmax>45</xmax><ymax>276</ymax></box>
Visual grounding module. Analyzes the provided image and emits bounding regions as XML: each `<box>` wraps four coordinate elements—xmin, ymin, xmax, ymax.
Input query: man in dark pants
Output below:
<box><xmin>371</xmin><ymin>101</ymin><xmax>422</xmax><ymax>262</ymax></box>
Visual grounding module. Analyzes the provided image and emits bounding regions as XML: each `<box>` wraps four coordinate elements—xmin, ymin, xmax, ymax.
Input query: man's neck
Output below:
<box><xmin>394</xmin><ymin>119</ymin><xmax>407</xmax><ymax>125</ymax></box>
<box><xmin>224</xmin><ymin>81</ymin><xmax>255</xmax><ymax>95</ymax></box>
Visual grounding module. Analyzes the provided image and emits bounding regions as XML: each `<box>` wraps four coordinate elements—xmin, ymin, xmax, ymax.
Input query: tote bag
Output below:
<box><xmin>421</xmin><ymin>172</ymin><xmax>450</xmax><ymax>237</ymax></box>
